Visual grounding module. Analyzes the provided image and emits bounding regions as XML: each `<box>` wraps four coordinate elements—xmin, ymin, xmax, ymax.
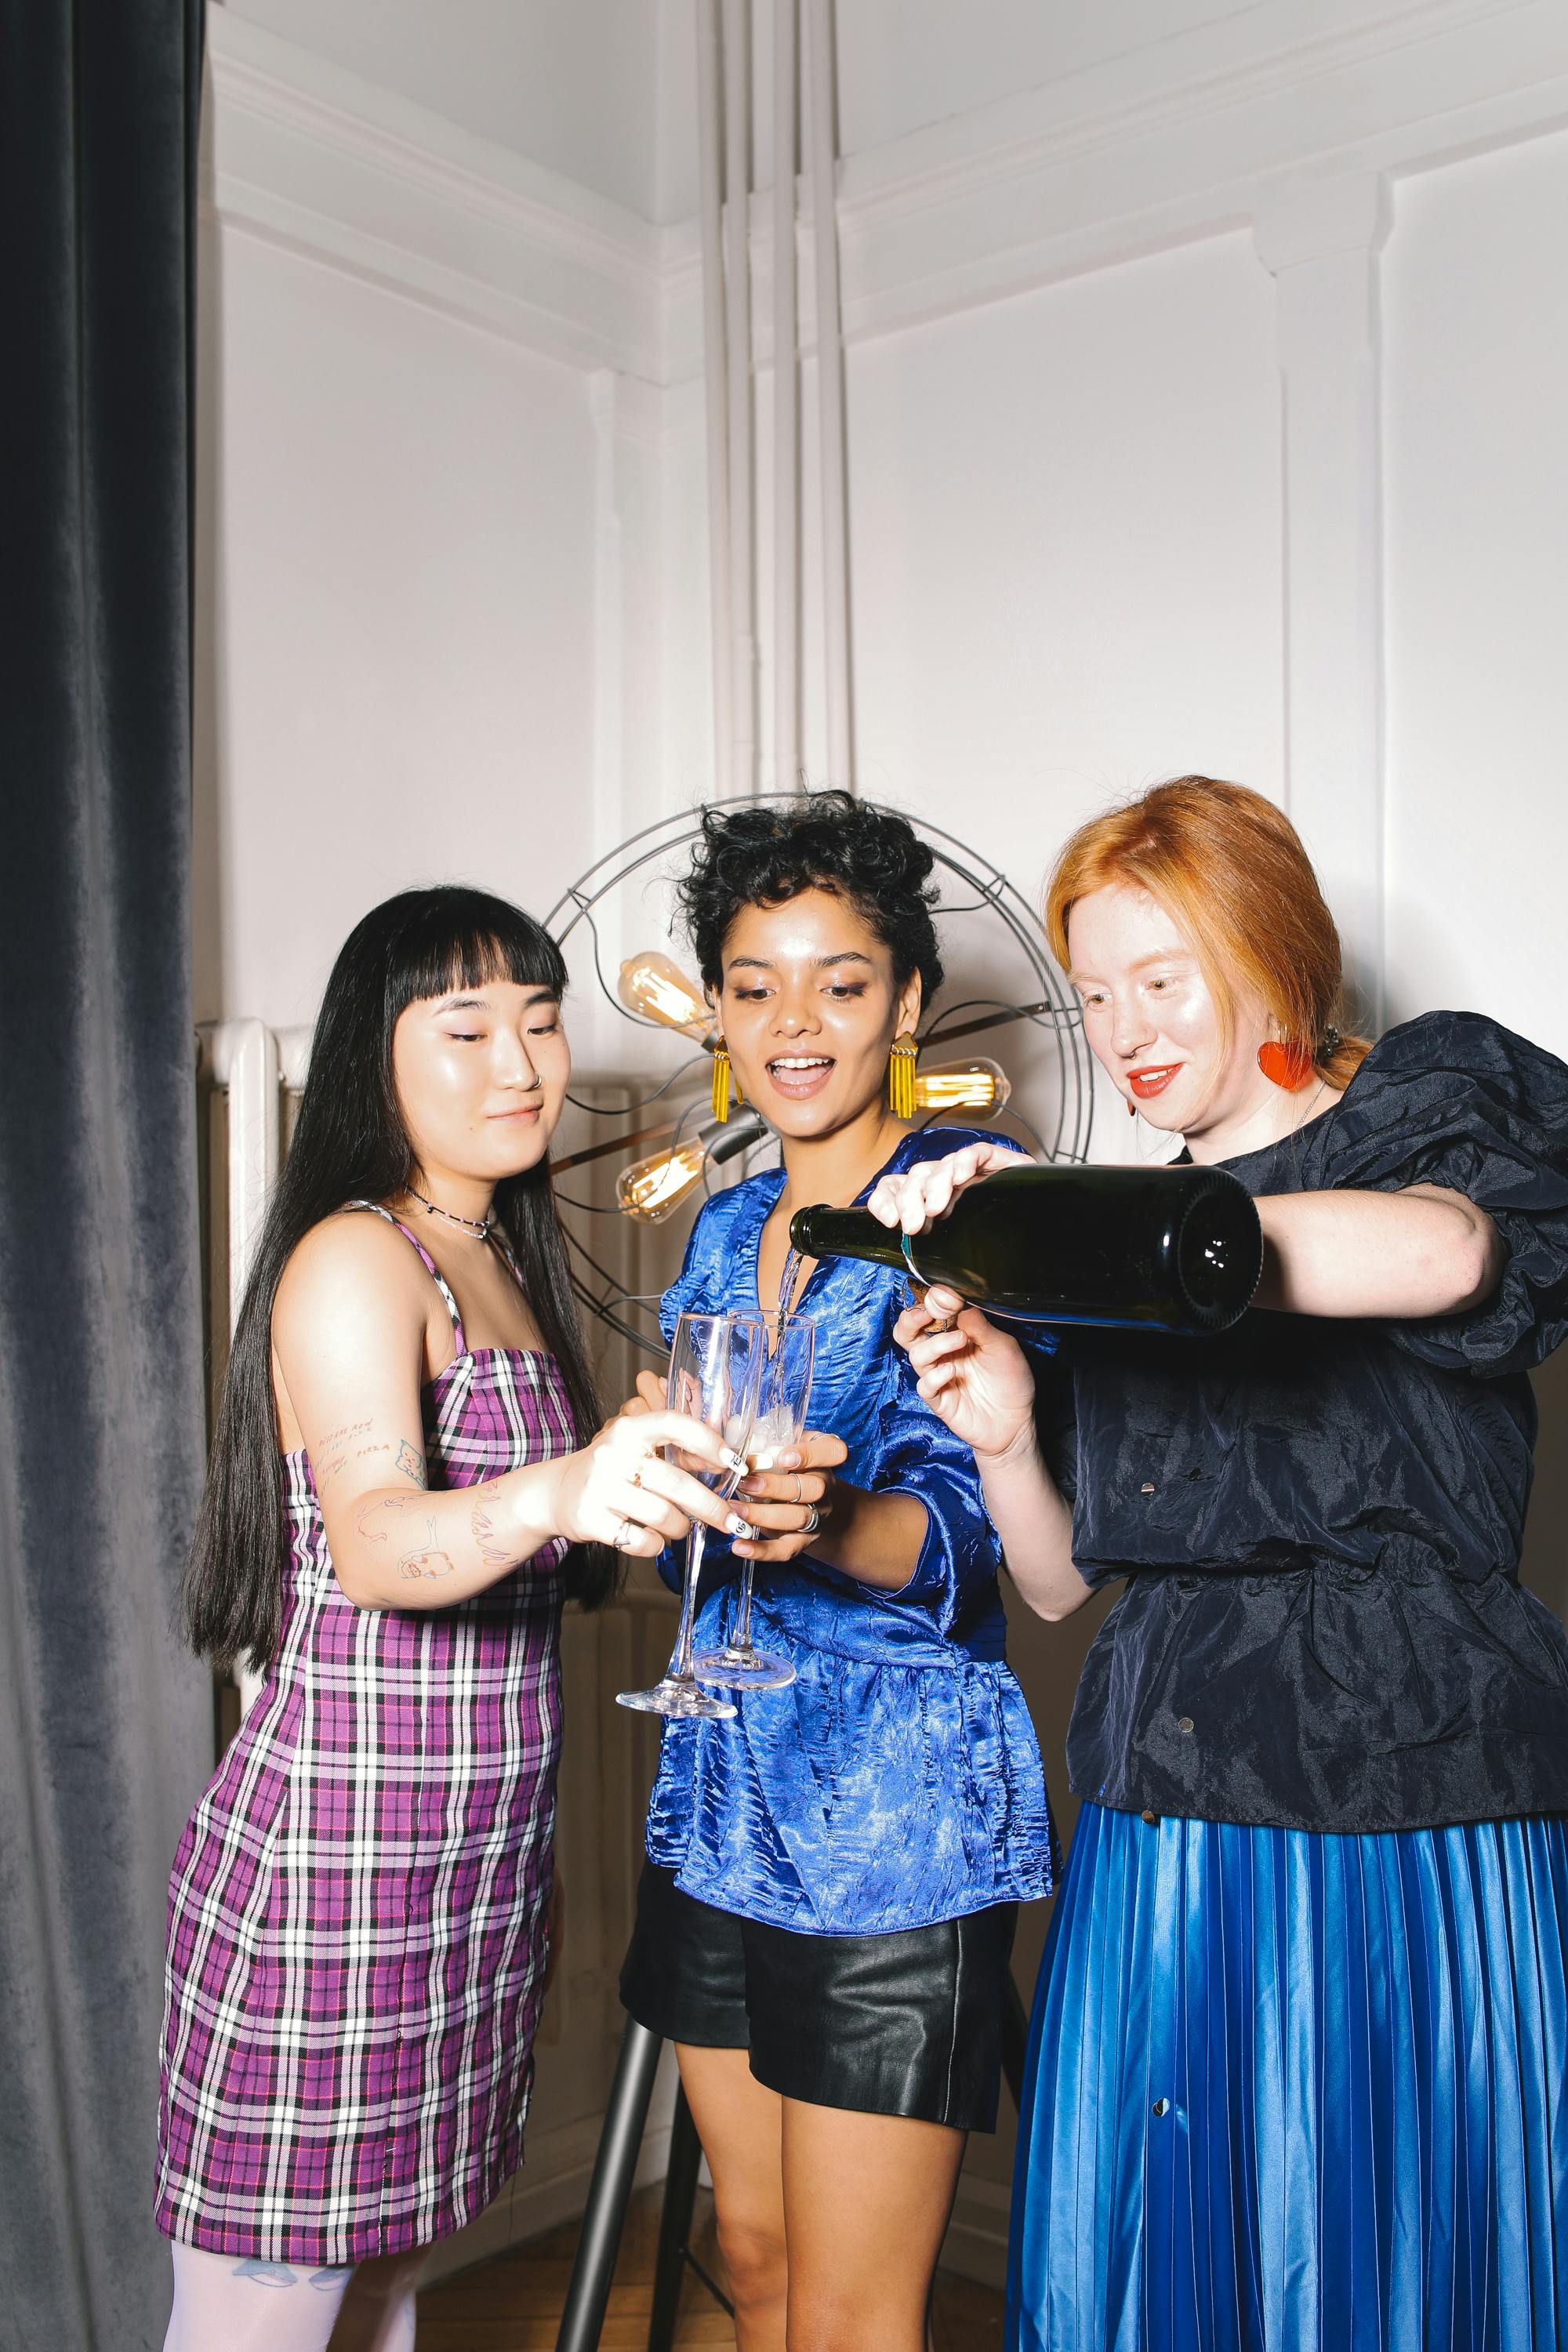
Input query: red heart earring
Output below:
<box><xmin>1258</xmin><ymin>1040</ymin><xmax>1315</xmax><ymax>1091</ymax></box>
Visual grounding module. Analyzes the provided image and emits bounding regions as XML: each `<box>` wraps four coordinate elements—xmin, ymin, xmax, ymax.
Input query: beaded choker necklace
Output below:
<box><xmin>407</xmin><ymin>1185</ymin><xmax>492</xmax><ymax>1240</ymax></box>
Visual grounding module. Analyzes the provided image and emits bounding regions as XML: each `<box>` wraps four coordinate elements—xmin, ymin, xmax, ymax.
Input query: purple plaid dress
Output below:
<box><xmin>156</xmin><ymin>1207</ymin><xmax>575</xmax><ymax>2263</ymax></box>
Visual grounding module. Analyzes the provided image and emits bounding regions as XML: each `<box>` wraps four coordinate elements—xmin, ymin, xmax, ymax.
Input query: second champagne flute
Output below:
<box><xmin>615</xmin><ymin>1310</ymin><xmax>765</xmax><ymax>1721</ymax></box>
<box><xmin>695</xmin><ymin>1311</ymin><xmax>814</xmax><ymax>1693</ymax></box>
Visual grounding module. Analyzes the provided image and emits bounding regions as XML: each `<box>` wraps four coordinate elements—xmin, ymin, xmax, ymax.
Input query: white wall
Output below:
<box><xmin>1384</xmin><ymin>129</ymin><xmax>1568</xmax><ymax>1061</ymax></box>
<box><xmin>193</xmin><ymin>10</ymin><xmax>670</xmax><ymax>1044</ymax></box>
<box><xmin>841</xmin><ymin>234</ymin><xmax>1285</xmax><ymax>888</ymax></box>
<box><xmin>194</xmin><ymin>227</ymin><xmax>601</xmax><ymax>1029</ymax></box>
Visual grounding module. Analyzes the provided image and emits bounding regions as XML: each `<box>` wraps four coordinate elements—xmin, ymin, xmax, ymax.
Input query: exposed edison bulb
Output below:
<box><xmin>616</xmin><ymin>1138</ymin><xmax>709</xmax><ymax>1223</ymax></box>
<box><xmin>618</xmin><ymin>951</ymin><xmax>713</xmax><ymax>1039</ymax></box>
<box><xmin>913</xmin><ymin>1057</ymin><xmax>1011</xmax><ymax>1113</ymax></box>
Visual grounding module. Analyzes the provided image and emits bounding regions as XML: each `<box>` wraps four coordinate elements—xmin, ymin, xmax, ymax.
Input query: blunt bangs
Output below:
<box><xmin>382</xmin><ymin>888</ymin><xmax>568</xmax><ymax>1025</ymax></box>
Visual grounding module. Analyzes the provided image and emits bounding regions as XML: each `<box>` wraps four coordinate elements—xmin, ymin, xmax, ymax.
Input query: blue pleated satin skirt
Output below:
<box><xmin>1007</xmin><ymin>1803</ymin><xmax>1568</xmax><ymax>2352</ymax></box>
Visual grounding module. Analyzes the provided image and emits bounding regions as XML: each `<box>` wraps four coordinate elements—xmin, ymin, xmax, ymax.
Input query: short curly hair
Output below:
<box><xmin>678</xmin><ymin>791</ymin><xmax>945</xmax><ymax>1004</ymax></box>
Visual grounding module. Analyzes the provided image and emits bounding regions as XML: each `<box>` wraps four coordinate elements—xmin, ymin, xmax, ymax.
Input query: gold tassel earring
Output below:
<box><xmin>888</xmin><ymin>1036</ymin><xmax>918</xmax><ymax>1120</ymax></box>
<box><xmin>711</xmin><ymin>1044</ymin><xmax>743</xmax><ymax>1123</ymax></box>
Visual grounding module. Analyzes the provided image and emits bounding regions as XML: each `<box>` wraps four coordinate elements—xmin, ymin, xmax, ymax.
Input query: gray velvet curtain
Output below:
<box><xmin>0</xmin><ymin>4</ymin><xmax>212</xmax><ymax>2347</ymax></box>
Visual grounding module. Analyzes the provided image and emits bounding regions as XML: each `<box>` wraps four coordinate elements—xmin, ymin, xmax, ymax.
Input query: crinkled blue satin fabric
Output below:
<box><xmin>645</xmin><ymin>1126</ymin><xmax>1057</xmax><ymax>1934</ymax></box>
<box><xmin>1008</xmin><ymin>1801</ymin><xmax>1568</xmax><ymax>2352</ymax></box>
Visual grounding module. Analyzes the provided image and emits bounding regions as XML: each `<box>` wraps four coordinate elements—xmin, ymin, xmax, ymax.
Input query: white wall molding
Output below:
<box><xmin>590</xmin><ymin>371</ymin><xmax>629</xmax><ymax>889</ymax></box>
<box><xmin>832</xmin><ymin>0</ymin><xmax>1566</xmax><ymax>342</ymax></box>
<box><xmin>209</xmin><ymin>0</ymin><xmax>1568</xmax><ymax>394</ymax></box>
<box><xmin>1257</xmin><ymin>173</ymin><xmax>1391</xmax><ymax>1025</ymax></box>
<box><xmin>206</xmin><ymin>7</ymin><xmax>666</xmax><ymax>378</ymax></box>
<box><xmin>664</xmin><ymin>0</ymin><xmax>1568</xmax><ymax>375</ymax></box>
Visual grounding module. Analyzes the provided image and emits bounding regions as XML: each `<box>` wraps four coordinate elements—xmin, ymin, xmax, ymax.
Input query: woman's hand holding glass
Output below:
<box><xmin>554</xmin><ymin>1399</ymin><xmax>754</xmax><ymax>1559</ymax></box>
<box><xmin>630</xmin><ymin>1370</ymin><xmax>846</xmax><ymax>1560</ymax></box>
<box><xmin>731</xmin><ymin>1436</ymin><xmax>845</xmax><ymax>1560</ymax></box>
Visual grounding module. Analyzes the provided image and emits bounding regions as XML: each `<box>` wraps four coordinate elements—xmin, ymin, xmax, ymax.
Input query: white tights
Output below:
<box><xmin>165</xmin><ymin>2240</ymin><xmax>423</xmax><ymax>2352</ymax></box>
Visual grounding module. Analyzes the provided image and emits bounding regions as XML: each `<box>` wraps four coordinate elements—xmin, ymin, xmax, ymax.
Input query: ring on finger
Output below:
<box><xmin>801</xmin><ymin>1503</ymin><xmax>822</xmax><ymax>1537</ymax></box>
<box><xmin>792</xmin><ymin>1472</ymin><xmax>804</xmax><ymax>1504</ymax></box>
<box><xmin>613</xmin><ymin>1515</ymin><xmax>637</xmax><ymax>1550</ymax></box>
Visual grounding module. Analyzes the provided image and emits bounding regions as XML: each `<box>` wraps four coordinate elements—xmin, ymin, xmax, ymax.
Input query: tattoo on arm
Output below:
<box><xmin>354</xmin><ymin>1493</ymin><xmax>421</xmax><ymax>1546</ymax></box>
<box><xmin>351</xmin><ymin>1493</ymin><xmax>457</xmax><ymax>1581</ymax></box>
<box><xmin>397</xmin><ymin>1515</ymin><xmax>458</xmax><ymax>1581</ymax></box>
<box><xmin>395</xmin><ymin>1438</ymin><xmax>428</xmax><ymax>1487</ymax></box>
<box><xmin>312</xmin><ymin>1418</ymin><xmax>374</xmax><ymax>1489</ymax></box>
<box><xmin>470</xmin><ymin>1494</ymin><xmax>514</xmax><ymax>1570</ymax></box>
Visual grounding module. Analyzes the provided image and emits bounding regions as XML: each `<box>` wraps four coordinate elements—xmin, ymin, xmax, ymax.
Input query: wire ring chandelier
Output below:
<box><xmin>545</xmin><ymin>794</ymin><xmax>1094</xmax><ymax>1355</ymax></box>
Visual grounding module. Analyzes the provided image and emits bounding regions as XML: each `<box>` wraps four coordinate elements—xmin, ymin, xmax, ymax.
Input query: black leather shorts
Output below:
<box><xmin>619</xmin><ymin>1861</ymin><xmax>1018</xmax><ymax>2133</ymax></box>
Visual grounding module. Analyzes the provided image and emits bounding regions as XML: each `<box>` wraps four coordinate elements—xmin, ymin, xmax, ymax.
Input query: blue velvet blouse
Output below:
<box><xmin>1056</xmin><ymin>1013</ymin><xmax>1568</xmax><ymax>1835</ymax></box>
<box><xmin>644</xmin><ymin>1127</ymin><xmax>1056</xmax><ymax>1935</ymax></box>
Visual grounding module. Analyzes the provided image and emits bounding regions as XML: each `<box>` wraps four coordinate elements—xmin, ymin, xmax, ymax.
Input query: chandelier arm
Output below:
<box><xmin>568</xmin><ymin>1272</ymin><xmax>668</xmax><ymax>1358</ymax></box>
<box><xmin>555</xmin><ymin>1120</ymin><xmax>679</xmax><ymax>1176</ymax></box>
<box><xmin>565</xmin><ymin>1052</ymin><xmax>710</xmax><ymax>1120</ymax></box>
<box><xmin>565</xmin><ymin>1237</ymin><xmax>678</xmax><ymax>1313</ymax></box>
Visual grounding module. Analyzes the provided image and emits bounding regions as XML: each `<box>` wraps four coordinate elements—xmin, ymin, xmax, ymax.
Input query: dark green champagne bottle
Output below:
<box><xmin>789</xmin><ymin>1162</ymin><xmax>1263</xmax><ymax>1335</ymax></box>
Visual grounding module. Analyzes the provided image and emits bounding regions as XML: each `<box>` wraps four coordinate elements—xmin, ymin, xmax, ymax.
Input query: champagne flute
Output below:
<box><xmin>616</xmin><ymin>1311</ymin><xmax>766</xmax><ymax>1721</ymax></box>
<box><xmin>695</xmin><ymin>1312</ymin><xmax>814</xmax><ymax>1693</ymax></box>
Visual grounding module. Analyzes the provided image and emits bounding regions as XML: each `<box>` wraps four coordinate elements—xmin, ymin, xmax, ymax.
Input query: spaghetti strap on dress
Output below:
<box><xmin>156</xmin><ymin>1205</ymin><xmax>577</xmax><ymax>2263</ymax></box>
<box><xmin>353</xmin><ymin>1200</ymin><xmax>471</xmax><ymax>1355</ymax></box>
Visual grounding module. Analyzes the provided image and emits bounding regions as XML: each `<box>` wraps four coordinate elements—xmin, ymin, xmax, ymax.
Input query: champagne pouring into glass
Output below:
<box><xmin>616</xmin><ymin>1311</ymin><xmax>766</xmax><ymax>1721</ymax></box>
<box><xmin>695</xmin><ymin>1311</ymin><xmax>814</xmax><ymax>1692</ymax></box>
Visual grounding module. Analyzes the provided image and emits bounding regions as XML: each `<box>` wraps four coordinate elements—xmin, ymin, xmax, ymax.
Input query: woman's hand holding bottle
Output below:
<box><xmin>870</xmin><ymin>1148</ymin><xmax>1036</xmax><ymax>1461</ymax></box>
<box><xmin>865</xmin><ymin>1138</ymin><xmax>1022</xmax><ymax>1237</ymax></box>
<box><xmin>870</xmin><ymin>1149</ymin><xmax>1087</xmax><ymax>1623</ymax></box>
<box><xmin>891</xmin><ymin>1288</ymin><xmax>1036</xmax><ymax>1463</ymax></box>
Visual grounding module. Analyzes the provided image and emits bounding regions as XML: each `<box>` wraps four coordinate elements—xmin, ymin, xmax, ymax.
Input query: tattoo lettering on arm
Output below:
<box><xmin>313</xmin><ymin>1418</ymin><xmax>375</xmax><ymax>1489</ymax></box>
<box><xmin>395</xmin><ymin>1438</ymin><xmax>428</xmax><ymax>1488</ymax></box>
<box><xmin>470</xmin><ymin>1494</ymin><xmax>514</xmax><ymax>1570</ymax></box>
<box><xmin>397</xmin><ymin>1515</ymin><xmax>458</xmax><ymax>1581</ymax></box>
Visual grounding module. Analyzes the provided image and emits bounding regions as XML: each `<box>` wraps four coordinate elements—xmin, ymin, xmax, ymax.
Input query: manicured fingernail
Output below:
<box><xmin>727</xmin><ymin>1515</ymin><xmax>758</xmax><ymax>1538</ymax></box>
<box><xmin>724</xmin><ymin>1449</ymin><xmax>748</xmax><ymax>1475</ymax></box>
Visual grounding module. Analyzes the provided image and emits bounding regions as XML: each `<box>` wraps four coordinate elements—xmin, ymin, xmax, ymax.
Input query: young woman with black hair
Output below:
<box><xmin>615</xmin><ymin>793</ymin><xmax>1055</xmax><ymax>2352</ymax></box>
<box><xmin>156</xmin><ymin>887</ymin><xmax>750</xmax><ymax>2352</ymax></box>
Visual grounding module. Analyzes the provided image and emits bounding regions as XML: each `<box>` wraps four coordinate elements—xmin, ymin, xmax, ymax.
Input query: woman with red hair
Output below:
<box><xmin>870</xmin><ymin>776</ymin><xmax>1568</xmax><ymax>2350</ymax></box>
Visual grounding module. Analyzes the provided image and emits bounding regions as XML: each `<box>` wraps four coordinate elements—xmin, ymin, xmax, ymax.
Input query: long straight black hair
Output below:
<box><xmin>183</xmin><ymin>886</ymin><xmax>615</xmax><ymax>1669</ymax></box>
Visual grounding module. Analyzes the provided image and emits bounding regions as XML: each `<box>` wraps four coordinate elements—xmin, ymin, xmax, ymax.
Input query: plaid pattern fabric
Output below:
<box><xmin>156</xmin><ymin>1213</ymin><xmax>575</xmax><ymax>2263</ymax></box>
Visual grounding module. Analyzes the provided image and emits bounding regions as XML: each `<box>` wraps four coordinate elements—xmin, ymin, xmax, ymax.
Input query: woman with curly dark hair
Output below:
<box><xmin>616</xmin><ymin>792</ymin><xmax>1055</xmax><ymax>2351</ymax></box>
